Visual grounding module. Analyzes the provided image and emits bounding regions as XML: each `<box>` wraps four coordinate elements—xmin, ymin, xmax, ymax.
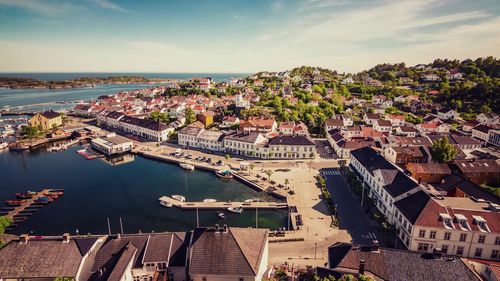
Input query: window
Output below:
<box><xmin>417</xmin><ymin>243</ymin><xmax>429</xmax><ymax>252</ymax></box>
<box><xmin>419</xmin><ymin>229</ymin><xmax>426</xmax><ymax>238</ymax></box>
<box><xmin>495</xmin><ymin>236</ymin><xmax>500</xmax><ymax>245</ymax></box>
<box><xmin>474</xmin><ymin>248</ymin><xmax>483</xmax><ymax>257</ymax></box>
<box><xmin>444</xmin><ymin>232</ymin><xmax>451</xmax><ymax>241</ymax></box>
<box><xmin>429</xmin><ymin>231</ymin><xmax>436</xmax><ymax>239</ymax></box>
<box><xmin>491</xmin><ymin>250</ymin><xmax>499</xmax><ymax>259</ymax></box>
<box><xmin>478</xmin><ymin>235</ymin><xmax>486</xmax><ymax>244</ymax></box>
<box><xmin>456</xmin><ymin>246</ymin><xmax>464</xmax><ymax>256</ymax></box>
<box><xmin>459</xmin><ymin>233</ymin><xmax>467</xmax><ymax>242</ymax></box>
<box><xmin>442</xmin><ymin>245</ymin><xmax>448</xmax><ymax>254</ymax></box>
<box><xmin>202</xmin><ymin>277</ymin><xmax>207</xmax><ymax>281</ymax></box>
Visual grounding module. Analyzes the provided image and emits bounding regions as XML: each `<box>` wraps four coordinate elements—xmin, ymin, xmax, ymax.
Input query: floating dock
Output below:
<box><xmin>3</xmin><ymin>189</ymin><xmax>61</xmax><ymax>220</ymax></box>
<box><xmin>159</xmin><ymin>196</ymin><xmax>288</xmax><ymax>210</ymax></box>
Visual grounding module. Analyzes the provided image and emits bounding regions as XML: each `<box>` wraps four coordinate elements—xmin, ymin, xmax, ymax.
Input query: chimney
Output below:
<box><xmin>433</xmin><ymin>248</ymin><xmax>443</xmax><ymax>259</ymax></box>
<box><xmin>223</xmin><ymin>224</ymin><xmax>228</xmax><ymax>232</ymax></box>
<box><xmin>19</xmin><ymin>234</ymin><xmax>29</xmax><ymax>244</ymax></box>
<box><xmin>359</xmin><ymin>259</ymin><xmax>366</xmax><ymax>275</ymax></box>
<box><xmin>215</xmin><ymin>224</ymin><xmax>219</xmax><ymax>230</ymax></box>
<box><xmin>62</xmin><ymin>233</ymin><xmax>70</xmax><ymax>243</ymax></box>
<box><xmin>116</xmin><ymin>233</ymin><xmax>121</xmax><ymax>240</ymax></box>
<box><xmin>371</xmin><ymin>240</ymin><xmax>380</xmax><ymax>252</ymax></box>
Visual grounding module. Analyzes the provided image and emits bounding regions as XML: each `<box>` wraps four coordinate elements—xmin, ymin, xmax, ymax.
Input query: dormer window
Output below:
<box><xmin>454</xmin><ymin>214</ymin><xmax>470</xmax><ymax>231</ymax></box>
<box><xmin>439</xmin><ymin>213</ymin><xmax>454</xmax><ymax>229</ymax></box>
<box><xmin>473</xmin><ymin>215</ymin><xmax>490</xmax><ymax>233</ymax></box>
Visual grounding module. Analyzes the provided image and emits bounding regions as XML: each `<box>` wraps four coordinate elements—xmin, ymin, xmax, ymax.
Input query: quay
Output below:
<box><xmin>3</xmin><ymin>189</ymin><xmax>54</xmax><ymax>220</ymax></box>
<box><xmin>159</xmin><ymin>196</ymin><xmax>289</xmax><ymax>210</ymax></box>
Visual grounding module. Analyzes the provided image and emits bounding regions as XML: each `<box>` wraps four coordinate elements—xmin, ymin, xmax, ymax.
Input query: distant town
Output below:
<box><xmin>0</xmin><ymin>57</ymin><xmax>499</xmax><ymax>281</ymax></box>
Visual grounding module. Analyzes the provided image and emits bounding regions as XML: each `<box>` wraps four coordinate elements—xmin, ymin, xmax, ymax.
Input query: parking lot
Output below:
<box><xmin>313</xmin><ymin>139</ymin><xmax>336</xmax><ymax>160</ymax></box>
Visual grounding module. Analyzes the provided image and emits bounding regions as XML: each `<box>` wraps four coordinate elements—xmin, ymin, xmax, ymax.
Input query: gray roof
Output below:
<box><xmin>0</xmin><ymin>236</ymin><xmax>98</xmax><ymax>279</ymax></box>
<box><xmin>189</xmin><ymin>227</ymin><xmax>268</xmax><ymax>277</ymax></box>
<box><xmin>331</xmin><ymin>243</ymin><xmax>480</xmax><ymax>281</ymax></box>
<box><xmin>40</xmin><ymin>110</ymin><xmax>60</xmax><ymax>119</ymax></box>
<box><xmin>268</xmin><ymin>135</ymin><xmax>315</xmax><ymax>146</ymax></box>
<box><xmin>224</xmin><ymin>131</ymin><xmax>262</xmax><ymax>143</ymax></box>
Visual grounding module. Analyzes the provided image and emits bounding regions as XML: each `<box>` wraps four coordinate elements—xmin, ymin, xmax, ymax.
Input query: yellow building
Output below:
<box><xmin>28</xmin><ymin>110</ymin><xmax>62</xmax><ymax>130</ymax></box>
<box><xmin>196</xmin><ymin>111</ymin><xmax>214</xmax><ymax>128</ymax></box>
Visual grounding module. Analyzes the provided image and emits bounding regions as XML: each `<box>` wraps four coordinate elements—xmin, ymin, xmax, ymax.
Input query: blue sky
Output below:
<box><xmin>0</xmin><ymin>0</ymin><xmax>499</xmax><ymax>73</ymax></box>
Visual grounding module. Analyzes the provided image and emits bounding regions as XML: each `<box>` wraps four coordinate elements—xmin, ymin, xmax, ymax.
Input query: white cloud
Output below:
<box><xmin>0</xmin><ymin>0</ymin><xmax>77</xmax><ymax>16</ymax></box>
<box><xmin>88</xmin><ymin>0</ymin><xmax>128</xmax><ymax>12</ymax></box>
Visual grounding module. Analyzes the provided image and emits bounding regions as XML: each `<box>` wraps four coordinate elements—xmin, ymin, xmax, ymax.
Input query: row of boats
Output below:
<box><xmin>1</xmin><ymin>189</ymin><xmax>65</xmax><ymax>228</ymax></box>
<box><xmin>179</xmin><ymin>163</ymin><xmax>234</xmax><ymax>179</ymax></box>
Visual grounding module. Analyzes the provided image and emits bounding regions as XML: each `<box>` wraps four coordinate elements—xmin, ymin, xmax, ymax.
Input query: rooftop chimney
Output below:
<box><xmin>62</xmin><ymin>233</ymin><xmax>70</xmax><ymax>243</ymax></box>
<box><xmin>215</xmin><ymin>224</ymin><xmax>219</xmax><ymax>230</ymax></box>
<box><xmin>359</xmin><ymin>259</ymin><xmax>366</xmax><ymax>275</ymax></box>
<box><xmin>223</xmin><ymin>224</ymin><xmax>228</xmax><ymax>232</ymax></box>
<box><xmin>19</xmin><ymin>234</ymin><xmax>29</xmax><ymax>244</ymax></box>
<box><xmin>371</xmin><ymin>240</ymin><xmax>380</xmax><ymax>252</ymax></box>
<box><xmin>116</xmin><ymin>233</ymin><xmax>121</xmax><ymax>240</ymax></box>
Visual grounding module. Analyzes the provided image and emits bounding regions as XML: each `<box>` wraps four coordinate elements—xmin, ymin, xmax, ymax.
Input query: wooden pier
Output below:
<box><xmin>3</xmin><ymin>189</ymin><xmax>54</xmax><ymax>220</ymax></box>
<box><xmin>159</xmin><ymin>196</ymin><xmax>288</xmax><ymax>210</ymax></box>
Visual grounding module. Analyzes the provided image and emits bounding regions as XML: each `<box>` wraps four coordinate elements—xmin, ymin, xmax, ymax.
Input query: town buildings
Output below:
<box><xmin>28</xmin><ymin>110</ymin><xmax>62</xmax><ymax>130</ymax></box>
<box><xmin>0</xmin><ymin>226</ymin><xmax>269</xmax><ymax>281</ymax></box>
<box><xmin>91</xmin><ymin>133</ymin><xmax>133</xmax><ymax>156</ymax></box>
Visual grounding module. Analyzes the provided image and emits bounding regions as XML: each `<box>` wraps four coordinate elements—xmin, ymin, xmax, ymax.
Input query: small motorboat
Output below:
<box><xmin>227</xmin><ymin>207</ymin><xmax>243</xmax><ymax>213</ymax></box>
<box><xmin>180</xmin><ymin>163</ymin><xmax>195</xmax><ymax>171</ymax></box>
<box><xmin>172</xmin><ymin>195</ymin><xmax>186</xmax><ymax>202</ymax></box>
<box><xmin>216</xmin><ymin>170</ymin><xmax>233</xmax><ymax>179</ymax></box>
<box><xmin>217</xmin><ymin>210</ymin><xmax>225</xmax><ymax>219</ymax></box>
<box><xmin>5</xmin><ymin>200</ymin><xmax>27</xmax><ymax>206</ymax></box>
<box><xmin>16</xmin><ymin>191</ymin><xmax>36</xmax><ymax>199</ymax></box>
<box><xmin>244</xmin><ymin>198</ymin><xmax>261</xmax><ymax>203</ymax></box>
<box><xmin>203</xmin><ymin>199</ymin><xmax>217</xmax><ymax>203</ymax></box>
<box><xmin>159</xmin><ymin>200</ymin><xmax>173</xmax><ymax>208</ymax></box>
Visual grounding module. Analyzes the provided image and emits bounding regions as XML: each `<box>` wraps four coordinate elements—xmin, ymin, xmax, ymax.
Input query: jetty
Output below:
<box><xmin>159</xmin><ymin>196</ymin><xmax>288</xmax><ymax>210</ymax></box>
<box><xmin>3</xmin><ymin>189</ymin><xmax>57</xmax><ymax>220</ymax></box>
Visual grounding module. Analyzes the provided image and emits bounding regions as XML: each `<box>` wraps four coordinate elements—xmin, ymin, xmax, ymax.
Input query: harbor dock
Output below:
<box><xmin>159</xmin><ymin>196</ymin><xmax>288</xmax><ymax>210</ymax></box>
<box><xmin>3</xmin><ymin>189</ymin><xmax>57</xmax><ymax>220</ymax></box>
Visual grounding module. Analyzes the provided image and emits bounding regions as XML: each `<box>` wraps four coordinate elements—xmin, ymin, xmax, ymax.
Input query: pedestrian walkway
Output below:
<box><xmin>321</xmin><ymin>169</ymin><xmax>341</xmax><ymax>176</ymax></box>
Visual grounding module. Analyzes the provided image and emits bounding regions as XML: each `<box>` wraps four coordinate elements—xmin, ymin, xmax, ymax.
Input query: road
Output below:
<box><xmin>321</xmin><ymin>168</ymin><xmax>380</xmax><ymax>246</ymax></box>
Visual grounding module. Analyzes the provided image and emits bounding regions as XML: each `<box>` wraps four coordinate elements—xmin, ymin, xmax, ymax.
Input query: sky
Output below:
<box><xmin>0</xmin><ymin>0</ymin><xmax>499</xmax><ymax>73</ymax></box>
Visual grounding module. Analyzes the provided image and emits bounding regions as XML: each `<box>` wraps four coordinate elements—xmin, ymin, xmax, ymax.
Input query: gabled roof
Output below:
<box><xmin>40</xmin><ymin>110</ymin><xmax>61</xmax><ymax>119</ymax></box>
<box><xmin>331</xmin><ymin>244</ymin><xmax>479</xmax><ymax>281</ymax></box>
<box><xmin>0</xmin><ymin>236</ymin><xmax>100</xmax><ymax>279</ymax></box>
<box><xmin>268</xmin><ymin>135</ymin><xmax>314</xmax><ymax>146</ymax></box>
<box><xmin>189</xmin><ymin>227</ymin><xmax>268</xmax><ymax>277</ymax></box>
<box><xmin>394</xmin><ymin>191</ymin><xmax>431</xmax><ymax>224</ymax></box>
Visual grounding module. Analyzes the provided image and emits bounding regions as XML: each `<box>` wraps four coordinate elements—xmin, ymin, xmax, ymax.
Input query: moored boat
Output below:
<box><xmin>172</xmin><ymin>195</ymin><xmax>186</xmax><ymax>202</ymax></box>
<box><xmin>5</xmin><ymin>200</ymin><xmax>27</xmax><ymax>206</ymax></box>
<box><xmin>227</xmin><ymin>206</ymin><xmax>243</xmax><ymax>213</ymax></box>
<box><xmin>0</xmin><ymin>142</ymin><xmax>8</xmax><ymax>150</ymax></box>
<box><xmin>159</xmin><ymin>199</ymin><xmax>173</xmax><ymax>208</ymax></box>
<box><xmin>16</xmin><ymin>191</ymin><xmax>36</xmax><ymax>199</ymax></box>
<box><xmin>216</xmin><ymin>170</ymin><xmax>233</xmax><ymax>179</ymax></box>
<box><xmin>179</xmin><ymin>163</ymin><xmax>195</xmax><ymax>171</ymax></box>
<box><xmin>203</xmin><ymin>199</ymin><xmax>217</xmax><ymax>203</ymax></box>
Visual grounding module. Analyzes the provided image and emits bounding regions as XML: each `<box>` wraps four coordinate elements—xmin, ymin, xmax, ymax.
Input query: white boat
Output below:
<box><xmin>0</xmin><ymin>142</ymin><xmax>8</xmax><ymax>150</ymax></box>
<box><xmin>244</xmin><ymin>198</ymin><xmax>261</xmax><ymax>203</ymax></box>
<box><xmin>203</xmin><ymin>199</ymin><xmax>217</xmax><ymax>203</ymax></box>
<box><xmin>227</xmin><ymin>207</ymin><xmax>243</xmax><ymax>213</ymax></box>
<box><xmin>179</xmin><ymin>163</ymin><xmax>195</xmax><ymax>171</ymax></box>
<box><xmin>172</xmin><ymin>195</ymin><xmax>186</xmax><ymax>202</ymax></box>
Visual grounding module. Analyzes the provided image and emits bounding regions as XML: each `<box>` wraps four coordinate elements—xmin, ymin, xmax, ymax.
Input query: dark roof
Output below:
<box><xmin>0</xmin><ymin>237</ymin><xmax>94</xmax><ymax>279</ymax></box>
<box><xmin>473</xmin><ymin>124</ymin><xmax>493</xmax><ymax>134</ymax></box>
<box><xmin>332</xmin><ymin>244</ymin><xmax>479</xmax><ymax>281</ymax></box>
<box><xmin>435</xmin><ymin>173</ymin><xmax>500</xmax><ymax>204</ymax></box>
<box><xmin>40</xmin><ymin>110</ymin><xmax>60</xmax><ymax>119</ymax></box>
<box><xmin>105</xmin><ymin>111</ymin><xmax>124</xmax><ymax>120</ymax></box>
<box><xmin>107</xmin><ymin>242</ymin><xmax>137</xmax><ymax>281</ymax></box>
<box><xmin>383</xmin><ymin>170</ymin><xmax>419</xmax><ymax>198</ymax></box>
<box><xmin>325</xmin><ymin>118</ymin><xmax>344</xmax><ymax>127</ymax></box>
<box><xmin>394</xmin><ymin>191</ymin><xmax>431</xmax><ymax>224</ymax></box>
<box><xmin>350</xmin><ymin>147</ymin><xmax>394</xmax><ymax>174</ymax></box>
<box><xmin>189</xmin><ymin>227</ymin><xmax>268</xmax><ymax>277</ymax></box>
<box><xmin>268</xmin><ymin>135</ymin><xmax>315</xmax><ymax>146</ymax></box>
<box><xmin>143</xmin><ymin>232</ymin><xmax>187</xmax><ymax>265</ymax></box>
<box><xmin>376</xmin><ymin>119</ymin><xmax>392</xmax><ymax>127</ymax></box>
<box><xmin>120</xmin><ymin>115</ymin><xmax>168</xmax><ymax>131</ymax></box>
<box><xmin>75</xmin><ymin>237</ymin><xmax>100</xmax><ymax>256</ymax></box>
<box><xmin>328</xmin><ymin>242</ymin><xmax>353</xmax><ymax>268</ymax></box>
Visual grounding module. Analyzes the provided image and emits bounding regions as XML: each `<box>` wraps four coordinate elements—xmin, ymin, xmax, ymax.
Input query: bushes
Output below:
<box><xmin>316</xmin><ymin>175</ymin><xmax>339</xmax><ymax>227</ymax></box>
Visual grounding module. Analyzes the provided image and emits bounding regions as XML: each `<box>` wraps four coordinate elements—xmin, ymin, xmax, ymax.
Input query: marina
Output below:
<box><xmin>0</xmin><ymin>145</ymin><xmax>287</xmax><ymax>235</ymax></box>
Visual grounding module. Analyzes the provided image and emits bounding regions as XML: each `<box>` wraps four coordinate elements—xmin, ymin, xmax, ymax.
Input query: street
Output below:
<box><xmin>321</xmin><ymin>168</ymin><xmax>380</xmax><ymax>245</ymax></box>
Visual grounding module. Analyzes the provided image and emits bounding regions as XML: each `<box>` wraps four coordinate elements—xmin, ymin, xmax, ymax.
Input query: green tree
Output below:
<box><xmin>284</xmin><ymin>178</ymin><xmax>289</xmax><ymax>188</ymax></box>
<box><xmin>249</xmin><ymin>163</ymin><xmax>255</xmax><ymax>175</ymax></box>
<box><xmin>185</xmin><ymin>107</ymin><xmax>196</xmax><ymax>124</ymax></box>
<box><xmin>264</xmin><ymin>169</ymin><xmax>273</xmax><ymax>181</ymax></box>
<box><xmin>20</xmin><ymin>125</ymin><xmax>40</xmax><ymax>138</ymax></box>
<box><xmin>150</xmin><ymin>111</ymin><xmax>169</xmax><ymax>123</ymax></box>
<box><xmin>430</xmin><ymin>137</ymin><xmax>458</xmax><ymax>163</ymax></box>
<box><xmin>0</xmin><ymin>216</ymin><xmax>12</xmax><ymax>235</ymax></box>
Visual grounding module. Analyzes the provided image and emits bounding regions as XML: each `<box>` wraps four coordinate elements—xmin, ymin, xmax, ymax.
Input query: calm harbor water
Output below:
<box><xmin>0</xmin><ymin>145</ymin><xmax>286</xmax><ymax>235</ymax></box>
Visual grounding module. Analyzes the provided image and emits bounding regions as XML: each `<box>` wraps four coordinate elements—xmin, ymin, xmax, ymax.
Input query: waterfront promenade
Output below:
<box><xmin>159</xmin><ymin>196</ymin><xmax>288</xmax><ymax>209</ymax></box>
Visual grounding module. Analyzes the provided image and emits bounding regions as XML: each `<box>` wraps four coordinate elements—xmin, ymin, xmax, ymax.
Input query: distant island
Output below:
<box><xmin>0</xmin><ymin>76</ymin><xmax>171</xmax><ymax>89</ymax></box>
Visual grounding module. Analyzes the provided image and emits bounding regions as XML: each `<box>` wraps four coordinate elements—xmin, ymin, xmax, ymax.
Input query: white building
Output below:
<box><xmin>438</xmin><ymin>109</ymin><xmax>459</xmax><ymax>121</ymax></box>
<box><xmin>223</xmin><ymin>132</ymin><xmax>267</xmax><ymax>158</ymax></box>
<box><xmin>477</xmin><ymin>113</ymin><xmax>499</xmax><ymax>126</ymax></box>
<box><xmin>91</xmin><ymin>133</ymin><xmax>133</xmax><ymax>156</ymax></box>
<box><xmin>268</xmin><ymin>135</ymin><xmax>315</xmax><ymax>159</ymax></box>
<box><xmin>394</xmin><ymin>192</ymin><xmax>500</xmax><ymax>259</ymax></box>
<box><xmin>373</xmin><ymin>119</ymin><xmax>392</xmax><ymax>133</ymax></box>
<box><xmin>350</xmin><ymin>147</ymin><xmax>421</xmax><ymax>223</ymax></box>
